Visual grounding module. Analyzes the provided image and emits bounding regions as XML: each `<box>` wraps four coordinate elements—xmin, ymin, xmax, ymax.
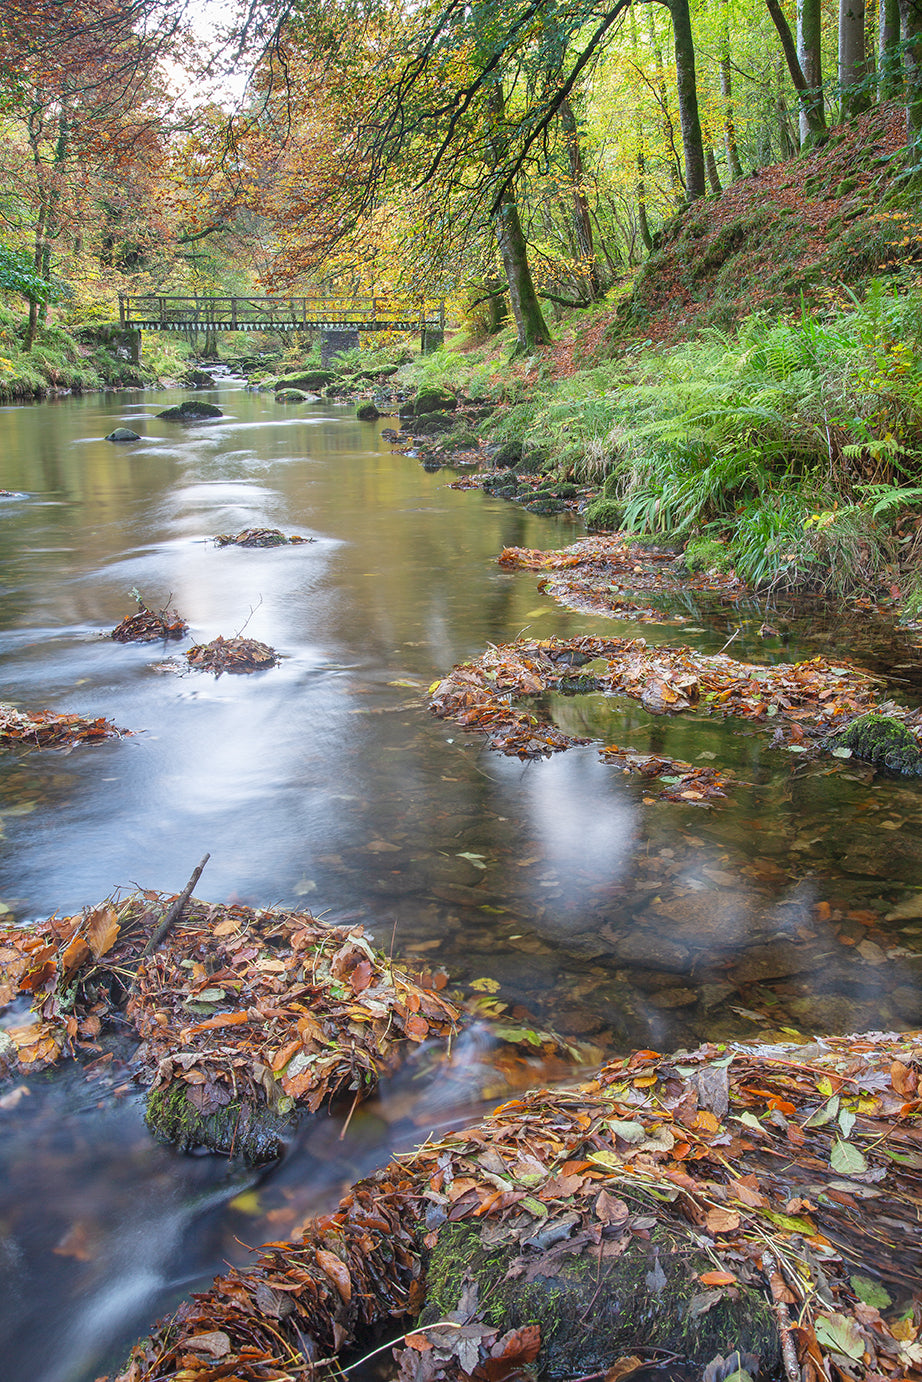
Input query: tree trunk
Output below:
<box><xmin>645</xmin><ymin>7</ymin><xmax>684</xmax><ymax>197</ymax></box>
<box><xmin>705</xmin><ymin>144</ymin><xmax>723</xmax><ymax>192</ymax></box>
<box><xmin>720</xmin><ymin>0</ymin><xmax>744</xmax><ymax>178</ymax></box>
<box><xmin>879</xmin><ymin>0</ymin><xmax>902</xmax><ymax>95</ymax></box>
<box><xmin>796</xmin><ymin>0</ymin><xmax>826</xmax><ymax>141</ymax></box>
<box><xmin>558</xmin><ymin>97</ymin><xmax>603</xmax><ymax>299</ymax></box>
<box><xmin>766</xmin><ymin>0</ymin><xmax>828</xmax><ymax>139</ymax></box>
<box><xmin>898</xmin><ymin>0</ymin><xmax>922</xmax><ymax>138</ymax></box>
<box><xmin>840</xmin><ymin>0</ymin><xmax>872</xmax><ymax>118</ymax></box>
<box><xmin>487</xmin><ymin>83</ymin><xmax>551</xmax><ymax>352</ymax></box>
<box><xmin>669</xmin><ymin>0</ymin><xmax>707</xmax><ymax>200</ymax></box>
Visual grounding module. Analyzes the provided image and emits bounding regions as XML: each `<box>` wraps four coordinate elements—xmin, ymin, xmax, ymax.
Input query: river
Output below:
<box><xmin>1</xmin><ymin>376</ymin><xmax>921</xmax><ymax>1380</ymax></box>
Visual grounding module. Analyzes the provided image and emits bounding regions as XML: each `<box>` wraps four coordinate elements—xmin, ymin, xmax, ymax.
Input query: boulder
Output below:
<box><xmin>275</xmin><ymin>388</ymin><xmax>310</xmax><ymax>403</ymax></box>
<box><xmin>415</xmin><ymin>385</ymin><xmax>457</xmax><ymax>414</ymax></box>
<box><xmin>182</xmin><ymin>369</ymin><xmax>216</xmax><ymax>388</ymax></box>
<box><xmin>105</xmin><ymin>427</ymin><xmax>141</xmax><ymax>442</ymax></box>
<box><xmin>408</xmin><ymin>410</ymin><xmax>455</xmax><ymax>436</ymax></box>
<box><xmin>275</xmin><ymin>369</ymin><xmax>336</xmax><ymax>392</ymax></box>
<box><xmin>356</xmin><ymin>402</ymin><xmax>380</xmax><ymax>421</ymax></box>
<box><xmin>829</xmin><ymin>712</ymin><xmax>922</xmax><ymax>775</ymax></box>
<box><xmin>157</xmin><ymin>400</ymin><xmax>223</xmax><ymax>421</ymax></box>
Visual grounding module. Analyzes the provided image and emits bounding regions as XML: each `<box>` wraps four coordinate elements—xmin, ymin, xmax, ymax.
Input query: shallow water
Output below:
<box><xmin>2</xmin><ymin>378</ymin><xmax>922</xmax><ymax>1379</ymax></box>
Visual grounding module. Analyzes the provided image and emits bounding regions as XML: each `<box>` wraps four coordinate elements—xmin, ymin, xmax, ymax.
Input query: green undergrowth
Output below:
<box><xmin>0</xmin><ymin>299</ymin><xmax>192</xmax><ymax>396</ymax></box>
<box><xmin>421</xmin><ymin>271</ymin><xmax>922</xmax><ymax>599</ymax></box>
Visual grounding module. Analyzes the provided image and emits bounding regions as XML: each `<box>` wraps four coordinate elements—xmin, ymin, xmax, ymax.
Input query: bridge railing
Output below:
<box><xmin>118</xmin><ymin>294</ymin><xmax>446</xmax><ymax>332</ymax></box>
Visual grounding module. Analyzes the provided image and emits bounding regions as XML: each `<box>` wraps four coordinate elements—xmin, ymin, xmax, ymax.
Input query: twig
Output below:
<box><xmin>763</xmin><ymin>1248</ymin><xmax>803</xmax><ymax>1382</ymax></box>
<box><xmin>339</xmin><ymin>1086</ymin><xmax>362</xmax><ymax>1141</ymax></box>
<box><xmin>718</xmin><ymin>627</ymin><xmax>741</xmax><ymax>654</ymax></box>
<box><xmin>234</xmin><ymin>594</ymin><xmax>263</xmax><ymax>638</ymax></box>
<box><xmin>139</xmin><ymin>853</ymin><xmax>211</xmax><ymax>959</ymax></box>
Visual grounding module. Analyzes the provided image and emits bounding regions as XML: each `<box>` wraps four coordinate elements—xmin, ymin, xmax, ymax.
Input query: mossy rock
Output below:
<box><xmin>829</xmin><ymin>713</ymin><xmax>922</xmax><ymax>775</ymax></box>
<box><xmin>276</xmin><ymin>388</ymin><xmax>310</xmax><ymax>403</ymax></box>
<box><xmin>492</xmin><ymin>441</ymin><xmax>523</xmax><ymax>469</ymax></box>
<box><xmin>276</xmin><ymin>369</ymin><xmax>336</xmax><ymax>392</ymax></box>
<box><xmin>584</xmin><ymin>497</ymin><xmax>623</xmax><ymax>530</ymax></box>
<box><xmin>356</xmin><ymin>402</ymin><xmax>381</xmax><ymax>421</ymax></box>
<box><xmin>145</xmin><ymin>1082</ymin><xmax>295</xmax><ymax>1163</ymax></box>
<box><xmin>158</xmin><ymin>400</ymin><xmax>223</xmax><ymax>421</ymax></box>
<box><xmin>409</xmin><ymin>411</ymin><xmax>455</xmax><ymax>436</ymax></box>
<box><xmin>420</xmin><ymin>1222</ymin><xmax>780</xmax><ymax>1380</ymax></box>
<box><xmin>415</xmin><ymin>386</ymin><xmax>457</xmax><ymax>414</ymax></box>
<box><xmin>684</xmin><ymin>538</ymin><xmax>733</xmax><ymax>574</ymax></box>
<box><xmin>493</xmin><ymin>485</ymin><xmax>519</xmax><ymax>499</ymax></box>
<box><xmin>526</xmin><ymin>499</ymin><xmax>566</xmax><ymax>515</ymax></box>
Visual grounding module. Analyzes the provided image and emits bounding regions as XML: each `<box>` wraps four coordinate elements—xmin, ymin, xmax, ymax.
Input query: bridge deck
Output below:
<box><xmin>119</xmin><ymin>294</ymin><xmax>445</xmax><ymax>333</ymax></box>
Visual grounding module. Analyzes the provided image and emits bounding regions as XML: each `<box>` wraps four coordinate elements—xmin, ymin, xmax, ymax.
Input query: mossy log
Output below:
<box><xmin>145</xmin><ymin>1082</ymin><xmax>295</xmax><ymax>1162</ymax></box>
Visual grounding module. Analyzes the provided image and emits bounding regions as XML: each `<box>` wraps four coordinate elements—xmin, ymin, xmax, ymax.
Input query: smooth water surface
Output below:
<box><xmin>2</xmin><ymin>379</ymin><xmax>922</xmax><ymax>1379</ymax></box>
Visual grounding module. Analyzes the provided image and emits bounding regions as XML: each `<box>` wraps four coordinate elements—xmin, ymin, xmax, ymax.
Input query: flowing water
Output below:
<box><xmin>2</xmin><ymin>378</ymin><xmax>922</xmax><ymax>1379</ymax></box>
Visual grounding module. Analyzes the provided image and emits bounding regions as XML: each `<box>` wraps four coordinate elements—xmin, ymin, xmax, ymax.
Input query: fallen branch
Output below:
<box><xmin>139</xmin><ymin>853</ymin><xmax>211</xmax><ymax>959</ymax></box>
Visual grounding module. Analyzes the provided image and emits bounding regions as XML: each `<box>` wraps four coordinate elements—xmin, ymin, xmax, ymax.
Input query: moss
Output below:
<box><xmin>420</xmin><ymin>1221</ymin><xmax>780</xmax><ymax>1379</ymax></box>
<box><xmin>684</xmin><ymin>537</ymin><xmax>733</xmax><ymax>573</ymax></box>
<box><xmin>830</xmin><ymin>713</ymin><xmax>922</xmax><ymax>776</ymax></box>
<box><xmin>145</xmin><ymin>1082</ymin><xmax>295</xmax><ymax>1163</ymax></box>
<box><xmin>584</xmin><ymin>497</ymin><xmax>623</xmax><ymax>530</ymax></box>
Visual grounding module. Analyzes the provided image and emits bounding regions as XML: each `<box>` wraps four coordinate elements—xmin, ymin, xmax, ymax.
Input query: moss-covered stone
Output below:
<box><xmin>830</xmin><ymin>713</ymin><xmax>922</xmax><ymax>775</ymax></box>
<box><xmin>684</xmin><ymin>537</ymin><xmax>733</xmax><ymax>574</ymax></box>
<box><xmin>145</xmin><ymin>1082</ymin><xmax>295</xmax><ymax>1163</ymax></box>
<box><xmin>158</xmin><ymin>400</ymin><xmax>222</xmax><ymax>421</ymax></box>
<box><xmin>415</xmin><ymin>386</ymin><xmax>457</xmax><ymax>414</ymax></box>
<box><xmin>420</xmin><ymin>1221</ymin><xmax>780</xmax><ymax>1379</ymax></box>
<box><xmin>276</xmin><ymin>369</ymin><xmax>336</xmax><ymax>391</ymax></box>
<box><xmin>584</xmin><ymin>497</ymin><xmax>623</xmax><ymax>530</ymax></box>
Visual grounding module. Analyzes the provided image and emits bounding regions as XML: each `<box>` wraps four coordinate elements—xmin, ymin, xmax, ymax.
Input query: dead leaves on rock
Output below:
<box><xmin>0</xmin><ymin>702</ymin><xmax>128</xmax><ymax>750</ymax></box>
<box><xmin>111</xmin><ymin>604</ymin><xmax>189</xmax><ymax>643</ymax></box>
<box><xmin>429</xmin><ymin>635</ymin><xmax>884</xmax><ymax>803</ymax></box>
<box><xmin>0</xmin><ymin>894</ymin><xmax>459</xmax><ymax>1124</ymax></box>
<box><xmin>213</xmin><ymin>528</ymin><xmax>313</xmax><ymax>547</ymax></box>
<box><xmin>111</xmin><ymin>1032</ymin><xmax>922</xmax><ymax>1382</ymax></box>
<box><xmin>185</xmin><ymin>635</ymin><xmax>278</xmax><ymax>674</ymax></box>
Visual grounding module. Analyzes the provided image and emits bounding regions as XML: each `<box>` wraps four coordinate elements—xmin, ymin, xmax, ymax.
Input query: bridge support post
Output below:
<box><xmin>421</xmin><ymin>327</ymin><xmax>444</xmax><ymax>354</ymax></box>
<box><xmin>320</xmin><ymin>328</ymin><xmax>359</xmax><ymax>366</ymax></box>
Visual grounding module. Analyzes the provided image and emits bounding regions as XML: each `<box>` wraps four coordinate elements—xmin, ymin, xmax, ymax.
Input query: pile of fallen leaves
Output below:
<box><xmin>0</xmin><ymin>703</ymin><xmax>128</xmax><ymax>750</ymax></box>
<box><xmin>428</xmin><ymin>635</ymin><xmax>893</xmax><ymax>796</ymax></box>
<box><xmin>499</xmin><ymin>537</ymin><xmax>745</xmax><ymax>620</ymax></box>
<box><xmin>0</xmin><ymin>895</ymin><xmax>459</xmax><ymax>1141</ymax></box>
<box><xmin>214</xmin><ymin>528</ymin><xmax>312</xmax><ymax>547</ymax></box>
<box><xmin>110</xmin><ymin>1032</ymin><xmax>922</xmax><ymax>1382</ymax></box>
<box><xmin>111</xmin><ymin>603</ymin><xmax>189</xmax><ymax>643</ymax></box>
<box><xmin>185</xmin><ymin>636</ymin><xmax>278</xmax><ymax>674</ymax></box>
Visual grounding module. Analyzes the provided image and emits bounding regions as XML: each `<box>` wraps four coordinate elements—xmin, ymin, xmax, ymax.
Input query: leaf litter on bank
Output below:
<box><xmin>0</xmin><ymin>703</ymin><xmax>129</xmax><ymax>749</ymax></box>
<box><xmin>109</xmin><ymin>1030</ymin><xmax>922</xmax><ymax>1382</ymax></box>
<box><xmin>0</xmin><ymin>893</ymin><xmax>459</xmax><ymax>1157</ymax></box>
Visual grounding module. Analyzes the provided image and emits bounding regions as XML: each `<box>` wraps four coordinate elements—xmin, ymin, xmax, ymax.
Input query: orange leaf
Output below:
<box><xmin>705</xmin><ymin>1206</ymin><xmax>741</xmax><ymax>1235</ymax></box>
<box><xmin>315</xmin><ymin>1248</ymin><xmax>351</xmax><ymax>1302</ymax></box>
<box><xmin>85</xmin><ymin>907</ymin><xmax>120</xmax><ymax>960</ymax></box>
<box><xmin>694</xmin><ymin>1109</ymin><xmax>720</xmax><ymax>1134</ymax></box>
<box><xmin>405</xmin><ymin>1012</ymin><xmax>429</xmax><ymax>1041</ymax></box>
<box><xmin>181</xmin><ymin>1011</ymin><xmax>250</xmax><ymax>1037</ymax></box>
<box><xmin>699</xmin><ymin>1270</ymin><xmax>737</xmax><ymax>1286</ymax></box>
<box><xmin>272</xmin><ymin>1039</ymin><xmax>302</xmax><ymax>1072</ymax></box>
<box><xmin>61</xmin><ymin>935</ymin><xmax>90</xmax><ymax>977</ymax></box>
<box><xmin>404</xmin><ymin>1333</ymin><xmax>432</xmax><ymax>1352</ymax></box>
<box><xmin>350</xmin><ymin>960</ymin><xmax>373</xmax><ymax>994</ymax></box>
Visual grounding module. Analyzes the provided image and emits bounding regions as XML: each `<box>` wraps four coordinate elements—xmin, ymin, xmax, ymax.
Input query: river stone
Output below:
<box><xmin>784</xmin><ymin>995</ymin><xmax>862</xmax><ymax>1033</ymax></box>
<box><xmin>408</xmin><ymin>411</ymin><xmax>455</xmax><ymax>436</ymax></box>
<box><xmin>356</xmin><ymin>402</ymin><xmax>380</xmax><ymax>420</ymax></box>
<box><xmin>415</xmin><ymin>386</ymin><xmax>457</xmax><ymax>414</ymax></box>
<box><xmin>275</xmin><ymin>369</ymin><xmax>335</xmax><ymax>392</ymax></box>
<box><xmin>157</xmin><ymin>400</ymin><xmax>223</xmax><ymax>421</ymax></box>
<box><xmin>599</xmin><ymin>926</ymin><xmax>690</xmax><ymax>972</ymax></box>
<box><xmin>829</xmin><ymin>713</ymin><xmax>922</xmax><ymax>775</ymax></box>
<box><xmin>275</xmin><ymin>388</ymin><xmax>309</xmax><ymax>402</ymax></box>
<box><xmin>418</xmin><ymin>1221</ymin><xmax>780</xmax><ymax>1380</ymax></box>
<box><xmin>105</xmin><ymin>427</ymin><xmax>141</xmax><ymax>441</ymax></box>
<box><xmin>730</xmin><ymin>943</ymin><xmax>820</xmax><ymax>984</ymax></box>
<box><xmin>183</xmin><ymin>369</ymin><xmax>215</xmax><ymax>388</ymax></box>
<box><xmin>890</xmin><ymin>983</ymin><xmax>922</xmax><ymax>1022</ymax></box>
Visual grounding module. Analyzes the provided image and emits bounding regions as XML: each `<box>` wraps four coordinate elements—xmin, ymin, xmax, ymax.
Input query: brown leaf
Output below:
<box><xmin>476</xmin><ymin>1325</ymin><xmax>542</xmax><ymax>1380</ymax></box>
<box><xmin>605</xmin><ymin>1358</ymin><xmax>645</xmax><ymax>1382</ymax></box>
<box><xmin>595</xmin><ymin>1190</ymin><xmax>630</xmax><ymax>1226</ymax></box>
<box><xmin>315</xmin><ymin>1248</ymin><xmax>352</xmax><ymax>1302</ymax></box>
<box><xmin>85</xmin><ymin>906</ymin><xmax>120</xmax><ymax>960</ymax></box>
<box><xmin>891</xmin><ymin>1060</ymin><xmax>918</xmax><ymax>1097</ymax></box>
<box><xmin>350</xmin><ymin>959</ymin><xmax>374</xmax><ymax>994</ymax></box>
<box><xmin>186</xmin><ymin>1331</ymin><xmax>231</xmax><ymax>1358</ymax></box>
<box><xmin>699</xmin><ymin>1270</ymin><xmax>738</xmax><ymax>1286</ymax></box>
<box><xmin>405</xmin><ymin>1011</ymin><xmax>430</xmax><ymax>1041</ymax></box>
<box><xmin>705</xmin><ymin>1206</ymin><xmax>740</xmax><ymax>1235</ymax></box>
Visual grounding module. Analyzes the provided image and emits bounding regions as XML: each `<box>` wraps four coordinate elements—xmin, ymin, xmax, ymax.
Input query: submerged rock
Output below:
<box><xmin>157</xmin><ymin>400</ymin><xmax>223</xmax><ymax>421</ymax></box>
<box><xmin>105</xmin><ymin>427</ymin><xmax>141</xmax><ymax>441</ymax></box>
<box><xmin>830</xmin><ymin>712</ymin><xmax>922</xmax><ymax>775</ymax></box>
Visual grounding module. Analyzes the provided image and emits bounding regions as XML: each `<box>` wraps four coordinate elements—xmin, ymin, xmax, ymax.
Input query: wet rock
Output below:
<box><xmin>784</xmin><ymin>995</ymin><xmax>862</xmax><ymax>1033</ymax></box>
<box><xmin>157</xmin><ymin>400</ymin><xmax>223</xmax><ymax>421</ymax></box>
<box><xmin>275</xmin><ymin>387</ymin><xmax>310</xmax><ymax>403</ymax></box>
<box><xmin>105</xmin><ymin>427</ymin><xmax>141</xmax><ymax>441</ymax></box>
<box><xmin>183</xmin><ymin>369</ymin><xmax>215</xmax><ymax>388</ymax></box>
<box><xmin>647</xmin><ymin>987</ymin><xmax>698</xmax><ymax>1009</ymax></box>
<box><xmin>830</xmin><ymin>713</ymin><xmax>922</xmax><ymax>775</ymax></box>
<box><xmin>408</xmin><ymin>411</ymin><xmax>455</xmax><ymax>436</ymax></box>
<box><xmin>356</xmin><ymin>402</ymin><xmax>380</xmax><ymax>421</ymax></box>
<box><xmin>730</xmin><ymin>944</ymin><xmax>821</xmax><ymax>984</ymax></box>
<box><xmin>414</xmin><ymin>386</ymin><xmax>457</xmax><ymax>414</ymax></box>
<box><xmin>599</xmin><ymin>927</ymin><xmax>690</xmax><ymax>972</ymax></box>
<box><xmin>890</xmin><ymin>983</ymin><xmax>922</xmax><ymax>1022</ymax></box>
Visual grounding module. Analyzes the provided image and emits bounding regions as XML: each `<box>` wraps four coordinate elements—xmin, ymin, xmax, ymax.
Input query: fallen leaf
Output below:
<box><xmin>315</xmin><ymin>1248</ymin><xmax>352</xmax><ymax>1302</ymax></box>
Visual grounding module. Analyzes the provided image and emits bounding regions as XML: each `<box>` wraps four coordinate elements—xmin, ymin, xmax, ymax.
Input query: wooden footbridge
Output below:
<box><xmin>118</xmin><ymin>294</ymin><xmax>445</xmax><ymax>338</ymax></box>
